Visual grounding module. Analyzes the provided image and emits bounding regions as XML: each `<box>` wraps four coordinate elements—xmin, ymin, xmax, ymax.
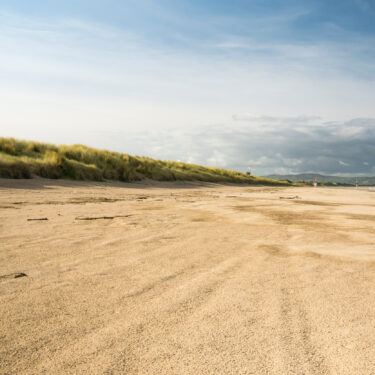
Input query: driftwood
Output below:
<box><xmin>75</xmin><ymin>215</ymin><xmax>132</xmax><ymax>221</ymax></box>
<box><xmin>0</xmin><ymin>272</ymin><xmax>27</xmax><ymax>280</ymax></box>
<box><xmin>27</xmin><ymin>218</ymin><xmax>48</xmax><ymax>221</ymax></box>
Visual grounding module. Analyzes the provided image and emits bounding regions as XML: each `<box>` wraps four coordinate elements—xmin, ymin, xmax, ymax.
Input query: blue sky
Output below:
<box><xmin>1</xmin><ymin>0</ymin><xmax>375</xmax><ymax>175</ymax></box>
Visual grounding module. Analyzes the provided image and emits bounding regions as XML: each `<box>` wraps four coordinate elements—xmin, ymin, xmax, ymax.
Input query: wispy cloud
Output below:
<box><xmin>232</xmin><ymin>114</ymin><xmax>322</xmax><ymax>124</ymax></box>
<box><xmin>354</xmin><ymin>0</ymin><xmax>370</xmax><ymax>11</ymax></box>
<box><xmin>0</xmin><ymin>2</ymin><xmax>375</xmax><ymax>176</ymax></box>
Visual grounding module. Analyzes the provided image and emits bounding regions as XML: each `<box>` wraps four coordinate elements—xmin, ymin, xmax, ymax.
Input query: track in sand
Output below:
<box><xmin>1</xmin><ymin>179</ymin><xmax>374</xmax><ymax>374</ymax></box>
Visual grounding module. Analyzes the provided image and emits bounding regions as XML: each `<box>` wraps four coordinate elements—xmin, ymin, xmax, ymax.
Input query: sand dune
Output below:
<box><xmin>1</xmin><ymin>179</ymin><xmax>375</xmax><ymax>374</ymax></box>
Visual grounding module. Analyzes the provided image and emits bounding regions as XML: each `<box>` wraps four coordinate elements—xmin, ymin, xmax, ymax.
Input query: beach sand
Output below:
<box><xmin>1</xmin><ymin>178</ymin><xmax>374</xmax><ymax>374</ymax></box>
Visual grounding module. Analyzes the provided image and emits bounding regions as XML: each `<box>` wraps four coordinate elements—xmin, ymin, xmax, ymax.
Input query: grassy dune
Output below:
<box><xmin>0</xmin><ymin>137</ymin><xmax>288</xmax><ymax>185</ymax></box>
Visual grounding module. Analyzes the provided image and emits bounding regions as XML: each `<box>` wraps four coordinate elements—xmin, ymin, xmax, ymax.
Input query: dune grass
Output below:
<box><xmin>0</xmin><ymin>137</ymin><xmax>289</xmax><ymax>185</ymax></box>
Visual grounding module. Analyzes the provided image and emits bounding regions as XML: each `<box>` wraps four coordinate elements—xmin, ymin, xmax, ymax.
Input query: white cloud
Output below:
<box><xmin>232</xmin><ymin>114</ymin><xmax>322</xmax><ymax>125</ymax></box>
<box><xmin>339</xmin><ymin>161</ymin><xmax>349</xmax><ymax>166</ymax></box>
<box><xmin>91</xmin><ymin>116</ymin><xmax>375</xmax><ymax>176</ymax></box>
<box><xmin>1</xmin><ymin>10</ymin><xmax>375</xmax><ymax>174</ymax></box>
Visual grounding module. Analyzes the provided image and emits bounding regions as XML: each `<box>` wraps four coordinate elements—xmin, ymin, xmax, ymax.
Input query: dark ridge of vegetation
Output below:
<box><xmin>0</xmin><ymin>137</ymin><xmax>289</xmax><ymax>185</ymax></box>
<box><xmin>267</xmin><ymin>173</ymin><xmax>375</xmax><ymax>186</ymax></box>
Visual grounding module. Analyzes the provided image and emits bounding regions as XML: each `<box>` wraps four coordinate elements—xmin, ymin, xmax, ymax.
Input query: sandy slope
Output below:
<box><xmin>0</xmin><ymin>179</ymin><xmax>374</xmax><ymax>374</ymax></box>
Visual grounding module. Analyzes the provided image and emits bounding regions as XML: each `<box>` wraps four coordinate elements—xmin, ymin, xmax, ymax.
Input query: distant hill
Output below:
<box><xmin>266</xmin><ymin>173</ymin><xmax>375</xmax><ymax>186</ymax></box>
<box><xmin>0</xmin><ymin>137</ymin><xmax>288</xmax><ymax>185</ymax></box>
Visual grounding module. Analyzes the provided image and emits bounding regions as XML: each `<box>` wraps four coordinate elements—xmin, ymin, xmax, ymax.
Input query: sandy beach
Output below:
<box><xmin>1</xmin><ymin>179</ymin><xmax>374</xmax><ymax>374</ymax></box>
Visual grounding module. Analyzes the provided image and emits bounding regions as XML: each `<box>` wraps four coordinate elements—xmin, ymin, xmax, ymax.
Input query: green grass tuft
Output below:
<box><xmin>0</xmin><ymin>137</ymin><xmax>289</xmax><ymax>185</ymax></box>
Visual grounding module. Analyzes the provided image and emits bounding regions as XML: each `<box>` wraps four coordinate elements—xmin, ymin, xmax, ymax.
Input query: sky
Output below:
<box><xmin>1</xmin><ymin>0</ymin><xmax>375</xmax><ymax>175</ymax></box>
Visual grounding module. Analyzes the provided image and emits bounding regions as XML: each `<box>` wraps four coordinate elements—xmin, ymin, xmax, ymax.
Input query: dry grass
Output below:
<box><xmin>0</xmin><ymin>137</ymin><xmax>289</xmax><ymax>185</ymax></box>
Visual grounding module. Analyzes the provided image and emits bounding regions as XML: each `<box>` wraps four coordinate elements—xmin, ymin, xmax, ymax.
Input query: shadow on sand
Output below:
<box><xmin>0</xmin><ymin>177</ymin><xmax>249</xmax><ymax>191</ymax></box>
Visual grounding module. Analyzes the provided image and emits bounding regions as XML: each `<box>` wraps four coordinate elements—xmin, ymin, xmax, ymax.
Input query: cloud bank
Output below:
<box><xmin>106</xmin><ymin>116</ymin><xmax>375</xmax><ymax>176</ymax></box>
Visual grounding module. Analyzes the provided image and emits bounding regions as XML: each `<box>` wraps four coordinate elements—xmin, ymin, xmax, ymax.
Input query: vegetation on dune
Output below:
<box><xmin>0</xmin><ymin>137</ymin><xmax>288</xmax><ymax>185</ymax></box>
